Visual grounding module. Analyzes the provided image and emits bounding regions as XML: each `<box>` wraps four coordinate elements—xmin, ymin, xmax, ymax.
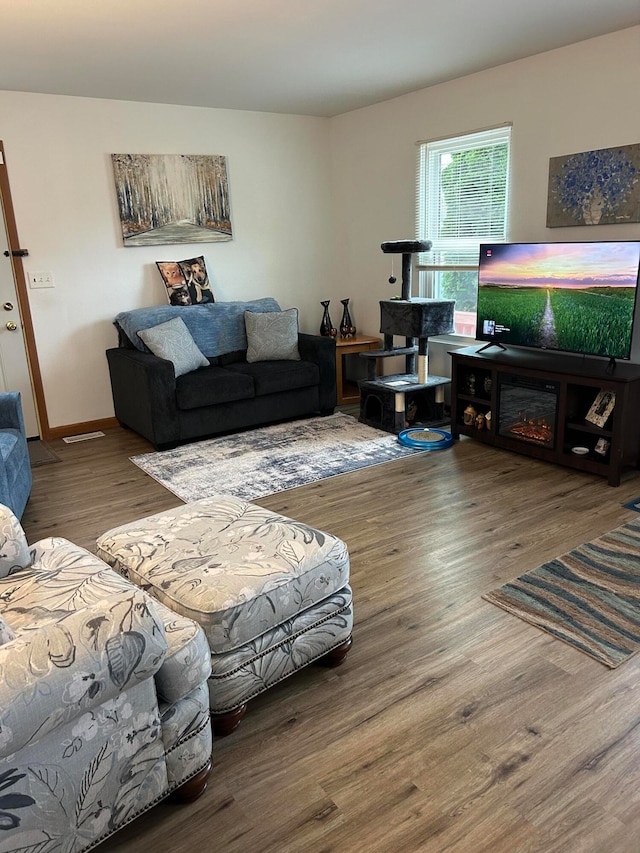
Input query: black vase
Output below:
<box><xmin>320</xmin><ymin>300</ymin><xmax>336</xmax><ymax>337</ymax></box>
<box><xmin>340</xmin><ymin>298</ymin><xmax>356</xmax><ymax>339</ymax></box>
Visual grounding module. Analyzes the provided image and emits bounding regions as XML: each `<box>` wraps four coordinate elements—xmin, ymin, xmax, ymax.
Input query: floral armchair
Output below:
<box><xmin>0</xmin><ymin>505</ymin><xmax>213</xmax><ymax>853</ymax></box>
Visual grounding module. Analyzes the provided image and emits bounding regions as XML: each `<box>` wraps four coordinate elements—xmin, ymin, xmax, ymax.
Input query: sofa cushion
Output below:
<box><xmin>0</xmin><ymin>588</ymin><xmax>168</xmax><ymax>760</ymax></box>
<box><xmin>176</xmin><ymin>364</ymin><xmax>255</xmax><ymax>410</ymax></box>
<box><xmin>0</xmin><ymin>503</ymin><xmax>31</xmax><ymax>578</ymax></box>
<box><xmin>1</xmin><ymin>536</ymin><xmax>211</xmax><ymax>703</ymax></box>
<box><xmin>0</xmin><ymin>393</ymin><xmax>32</xmax><ymax>520</ymax></box>
<box><xmin>245</xmin><ymin>308</ymin><xmax>301</xmax><ymax>363</ymax></box>
<box><xmin>217</xmin><ymin>348</ymin><xmax>248</xmax><ymax>366</ymax></box>
<box><xmin>143</xmin><ymin>597</ymin><xmax>212</xmax><ymax>704</ymax></box>
<box><xmin>0</xmin><ymin>431</ymin><xmax>33</xmax><ymax>521</ymax></box>
<box><xmin>225</xmin><ymin>359</ymin><xmax>319</xmax><ymax>396</ymax></box>
<box><xmin>115</xmin><ymin>298</ymin><xmax>281</xmax><ymax>357</ymax></box>
<box><xmin>138</xmin><ymin>317</ymin><xmax>209</xmax><ymax>378</ymax></box>
<box><xmin>96</xmin><ymin>496</ymin><xmax>351</xmax><ymax>654</ymax></box>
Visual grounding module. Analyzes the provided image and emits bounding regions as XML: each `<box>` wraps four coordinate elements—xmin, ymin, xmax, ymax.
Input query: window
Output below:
<box><xmin>416</xmin><ymin>125</ymin><xmax>511</xmax><ymax>336</ymax></box>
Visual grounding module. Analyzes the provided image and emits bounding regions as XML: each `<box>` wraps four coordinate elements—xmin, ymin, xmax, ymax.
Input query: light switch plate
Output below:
<box><xmin>28</xmin><ymin>271</ymin><xmax>54</xmax><ymax>288</ymax></box>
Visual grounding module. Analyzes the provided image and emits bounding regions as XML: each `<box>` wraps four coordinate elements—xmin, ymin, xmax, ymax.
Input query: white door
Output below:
<box><xmin>0</xmin><ymin>160</ymin><xmax>39</xmax><ymax>437</ymax></box>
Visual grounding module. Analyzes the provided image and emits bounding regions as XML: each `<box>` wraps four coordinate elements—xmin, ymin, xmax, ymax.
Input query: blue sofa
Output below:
<box><xmin>106</xmin><ymin>299</ymin><xmax>337</xmax><ymax>449</ymax></box>
<box><xmin>0</xmin><ymin>392</ymin><xmax>32</xmax><ymax>518</ymax></box>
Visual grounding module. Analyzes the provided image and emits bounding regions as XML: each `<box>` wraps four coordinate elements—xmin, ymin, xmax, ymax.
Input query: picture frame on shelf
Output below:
<box><xmin>585</xmin><ymin>389</ymin><xmax>616</xmax><ymax>428</ymax></box>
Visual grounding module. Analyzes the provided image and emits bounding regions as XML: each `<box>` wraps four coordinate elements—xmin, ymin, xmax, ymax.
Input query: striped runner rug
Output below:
<box><xmin>482</xmin><ymin>517</ymin><xmax>640</xmax><ymax>668</ymax></box>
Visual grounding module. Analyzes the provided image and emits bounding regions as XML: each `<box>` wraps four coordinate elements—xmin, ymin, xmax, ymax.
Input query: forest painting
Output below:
<box><xmin>111</xmin><ymin>153</ymin><xmax>233</xmax><ymax>246</ymax></box>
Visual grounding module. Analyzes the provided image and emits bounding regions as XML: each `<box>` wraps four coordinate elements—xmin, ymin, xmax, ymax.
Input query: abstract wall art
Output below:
<box><xmin>111</xmin><ymin>153</ymin><xmax>233</xmax><ymax>246</ymax></box>
<box><xmin>546</xmin><ymin>143</ymin><xmax>640</xmax><ymax>227</ymax></box>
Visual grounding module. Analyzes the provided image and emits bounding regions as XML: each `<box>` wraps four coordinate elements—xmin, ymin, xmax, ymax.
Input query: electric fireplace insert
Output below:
<box><xmin>497</xmin><ymin>374</ymin><xmax>560</xmax><ymax>449</ymax></box>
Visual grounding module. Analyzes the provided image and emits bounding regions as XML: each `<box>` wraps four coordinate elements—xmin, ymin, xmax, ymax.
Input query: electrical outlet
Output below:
<box><xmin>28</xmin><ymin>271</ymin><xmax>54</xmax><ymax>289</ymax></box>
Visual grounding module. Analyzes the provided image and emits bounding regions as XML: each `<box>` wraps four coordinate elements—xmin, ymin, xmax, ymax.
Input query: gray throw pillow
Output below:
<box><xmin>245</xmin><ymin>309</ymin><xmax>301</xmax><ymax>363</ymax></box>
<box><xmin>138</xmin><ymin>316</ymin><xmax>209</xmax><ymax>377</ymax></box>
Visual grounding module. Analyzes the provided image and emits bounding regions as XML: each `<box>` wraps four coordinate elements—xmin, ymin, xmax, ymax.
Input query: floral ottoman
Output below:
<box><xmin>97</xmin><ymin>496</ymin><xmax>353</xmax><ymax>735</ymax></box>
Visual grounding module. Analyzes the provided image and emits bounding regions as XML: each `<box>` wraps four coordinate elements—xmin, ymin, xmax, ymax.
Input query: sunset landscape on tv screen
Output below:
<box><xmin>476</xmin><ymin>241</ymin><xmax>640</xmax><ymax>359</ymax></box>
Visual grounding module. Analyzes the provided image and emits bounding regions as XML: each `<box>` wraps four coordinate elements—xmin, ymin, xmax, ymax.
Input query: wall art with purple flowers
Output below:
<box><xmin>546</xmin><ymin>143</ymin><xmax>640</xmax><ymax>227</ymax></box>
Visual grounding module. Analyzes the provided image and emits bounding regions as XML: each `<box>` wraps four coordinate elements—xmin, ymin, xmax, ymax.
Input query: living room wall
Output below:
<box><xmin>1</xmin><ymin>27</ymin><xmax>639</xmax><ymax>432</ymax></box>
<box><xmin>329</xmin><ymin>27</ymin><xmax>640</xmax><ymax>374</ymax></box>
<box><xmin>0</xmin><ymin>91</ymin><xmax>332</xmax><ymax>429</ymax></box>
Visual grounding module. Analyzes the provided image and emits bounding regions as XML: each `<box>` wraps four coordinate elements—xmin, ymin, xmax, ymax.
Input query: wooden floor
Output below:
<box><xmin>21</xmin><ymin>422</ymin><xmax>640</xmax><ymax>853</ymax></box>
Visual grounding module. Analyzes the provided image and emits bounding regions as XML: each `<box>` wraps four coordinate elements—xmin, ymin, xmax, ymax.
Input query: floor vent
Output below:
<box><xmin>62</xmin><ymin>431</ymin><xmax>105</xmax><ymax>443</ymax></box>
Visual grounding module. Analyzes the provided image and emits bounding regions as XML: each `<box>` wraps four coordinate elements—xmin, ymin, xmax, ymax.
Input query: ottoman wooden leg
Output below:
<box><xmin>211</xmin><ymin>703</ymin><xmax>247</xmax><ymax>737</ymax></box>
<box><xmin>171</xmin><ymin>759</ymin><xmax>212</xmax><ymax>803</ymax></box>
<box><xmin>317</xmin><ymin>635</ymin><xmax>353</xmax><ymax>668</ymax></box>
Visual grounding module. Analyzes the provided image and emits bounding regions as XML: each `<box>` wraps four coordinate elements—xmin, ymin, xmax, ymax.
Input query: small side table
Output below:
<box><xmin>335</xmin><ymin>334</ymin><xmax>382</xmax><ymax>405</ymax></box>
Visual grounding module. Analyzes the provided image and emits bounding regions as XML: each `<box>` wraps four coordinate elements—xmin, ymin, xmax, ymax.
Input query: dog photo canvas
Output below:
<box><xmin>156</xmin><ymin>257</ymin><xmax>214</xmax><ymax>306</ymax></box>
<box><xmin>177</xmin><ymin>256</ymin><xmax>214</xmax><ymax>304</ymax></box>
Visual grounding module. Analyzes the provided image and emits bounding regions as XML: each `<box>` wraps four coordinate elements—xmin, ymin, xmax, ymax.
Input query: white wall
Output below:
<box><xmin>329</xmin><ymin>27</ymin><xmax>640</xmax><ymax>367</ymax></box>
<box><xmin>2</xmin><ymin>27</ymin><xmax>640</xmax><ymax>430</ymax></box>
<box><xmin>0</xmin><ymin>92</ymin><xmax>332</xmax><ymax>428</ymax></box>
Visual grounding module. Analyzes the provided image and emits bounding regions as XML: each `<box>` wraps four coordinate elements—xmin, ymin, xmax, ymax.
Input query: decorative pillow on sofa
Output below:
<box><xmin>0</xmin><ymin>503</ymin><xmax>31</xmax><ymax>579</ymax></box>
<box><xmin>177</xmin><ymin>256</ymin><xmax>214</xmax><ymax>305</ymax></box>
<box><xmin>244</xmin><ymin>308</ymin><xmax>301</xmax><ymax>363</ymax></box>
<box><xmin>138</xmin><ymin>317</ymin><xmax>209</xmax><ymax>377</ymax></box>
<box><xmin>156</xmin><ymin>256</ymin><xmax>215</xmax><ymax>306</ymax></box>
<box><xmin>156</xmin><ymin>261</ymin><xmax>193</xmax><ymax>306</ymax></box>
<box><xmin>114</xmin><ymin>298</ymin><xmax>281</xmax><ymax>356</ymax></box>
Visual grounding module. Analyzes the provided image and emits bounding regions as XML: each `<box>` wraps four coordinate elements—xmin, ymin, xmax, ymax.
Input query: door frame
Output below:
<box><xmin>0</xmin><ymin>140</ymin><xmax>50</xmax><ymax>439</ymax></box>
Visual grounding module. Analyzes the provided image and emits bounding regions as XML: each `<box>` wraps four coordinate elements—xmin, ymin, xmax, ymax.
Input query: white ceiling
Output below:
<box><xmin>2</xmin><ymin>0</ymin><xmax>639</xmax><ymax>117</ymax></box>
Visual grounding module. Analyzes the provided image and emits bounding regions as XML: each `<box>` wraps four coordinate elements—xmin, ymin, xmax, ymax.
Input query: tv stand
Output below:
<box><xmin>450</xmin><ymin>345</ymin><xmax>640</xmax><ymax>486</ymax></box>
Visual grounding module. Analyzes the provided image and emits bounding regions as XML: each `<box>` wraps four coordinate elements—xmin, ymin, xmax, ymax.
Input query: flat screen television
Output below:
<box><xmin>475</xmin><ymin>241</ymin><xmax>640</xmax><ymax>361</ymax></box>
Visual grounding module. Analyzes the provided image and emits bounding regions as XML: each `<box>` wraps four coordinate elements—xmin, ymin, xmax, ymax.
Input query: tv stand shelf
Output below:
<box><xmin>450</xmin><ymin>346</ymin><xmax>640</xmax><ymax>486</ymax></box>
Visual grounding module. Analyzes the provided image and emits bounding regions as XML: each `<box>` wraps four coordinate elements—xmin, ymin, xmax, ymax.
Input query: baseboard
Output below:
<box><xmin>45</xmin><ymin>417</ymin><xmax>120</xmax><ymax>441</ymax></box>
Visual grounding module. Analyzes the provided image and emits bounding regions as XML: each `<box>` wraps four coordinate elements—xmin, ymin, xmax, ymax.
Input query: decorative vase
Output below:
<box><xmin>340</xmin><ymin>298</ymin><xmax>356</xmax><ymax>339</ymax></box>
<box><xmin>320</xmin><ymin>300</ymin><xmax>336</xmax><ymax>337</ymax></box>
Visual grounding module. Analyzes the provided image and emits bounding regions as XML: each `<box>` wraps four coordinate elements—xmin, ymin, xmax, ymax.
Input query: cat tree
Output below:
<box><xmin>358</xmin><ymin>239</ymin><xmax>455</xmax><ymax>434</ymax></box>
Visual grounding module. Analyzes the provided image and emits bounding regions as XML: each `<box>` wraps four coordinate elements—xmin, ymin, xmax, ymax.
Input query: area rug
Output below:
<box><xmin>483</xmin><ymin>518</ymin><xmax>640</xmax><ymax>668</ymax></box>
<box><xmin>131</xmin><ymin>413</ymin><xmax>430</xmax><ymax>503</ymax></box>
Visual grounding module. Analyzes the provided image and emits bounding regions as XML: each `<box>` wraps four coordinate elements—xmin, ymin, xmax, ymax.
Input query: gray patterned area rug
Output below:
<box><xmin>131</xmin><ymin>413</ymin><xmax>427</xmax><ymax>503</ymax></box>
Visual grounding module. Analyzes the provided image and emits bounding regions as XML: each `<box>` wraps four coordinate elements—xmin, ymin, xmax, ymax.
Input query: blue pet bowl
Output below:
<box><xmin>397</xmin><ymin>427</ymin><xmax>454</xmax><ymax>451</ymax></box>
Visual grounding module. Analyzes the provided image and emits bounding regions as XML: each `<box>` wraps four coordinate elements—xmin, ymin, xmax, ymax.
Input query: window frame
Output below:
<box><xmin>416</xmin><ymin>124</ymin><xmax>512</xmax><ymax>338</ymax></box>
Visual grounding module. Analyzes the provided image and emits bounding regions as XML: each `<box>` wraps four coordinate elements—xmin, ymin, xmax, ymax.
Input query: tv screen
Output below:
<box><xmin>476</xmin><ymin>241</ymin><xmax>640</xmax><ymax>360</ymax></box>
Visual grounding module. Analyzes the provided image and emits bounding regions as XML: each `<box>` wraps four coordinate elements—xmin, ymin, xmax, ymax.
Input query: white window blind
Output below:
<box><xmin>416</xmin><ymin>125</ymin><xmax>511</xmax><ymax>269</ymax></box>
